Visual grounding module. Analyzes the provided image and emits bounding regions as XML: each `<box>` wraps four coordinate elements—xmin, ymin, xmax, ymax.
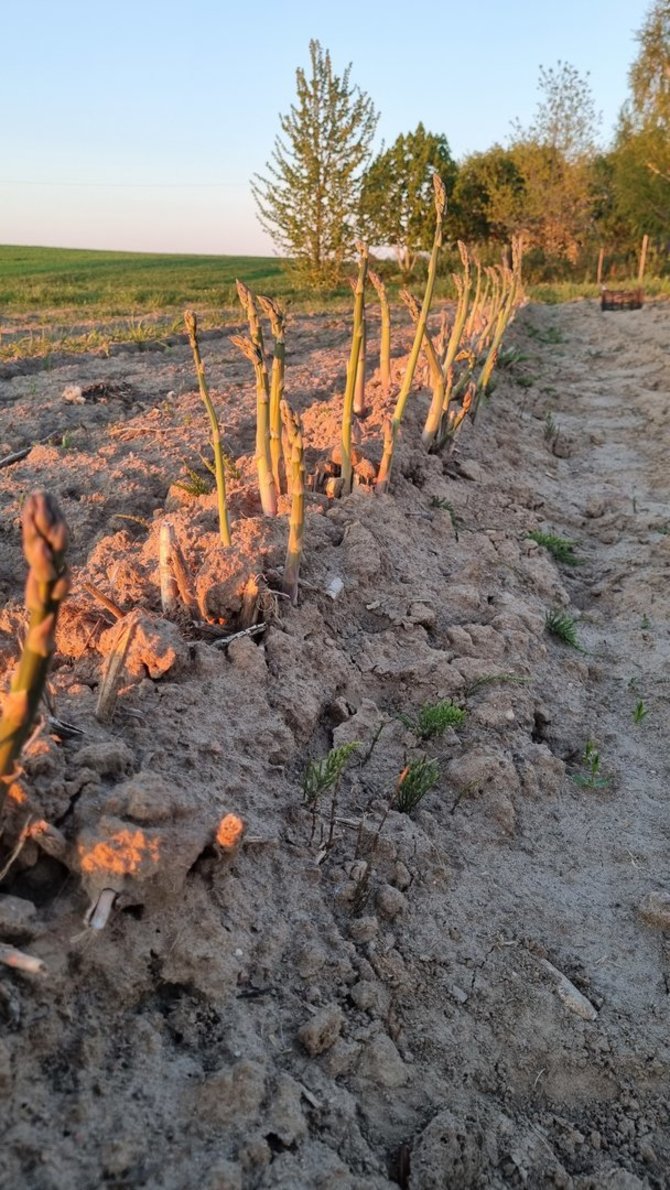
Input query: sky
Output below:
<box><xmin>0</xmin><ymin>0</ymin><xmax>653</xmax><ymax>257</ymax></box>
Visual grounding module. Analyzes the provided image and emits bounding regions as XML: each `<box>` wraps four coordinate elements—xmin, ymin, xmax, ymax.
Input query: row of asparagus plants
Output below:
<box><xmin>180</xmin><ymin>179</ymin><xmax>523</xmax><ymax>614</ymax></box>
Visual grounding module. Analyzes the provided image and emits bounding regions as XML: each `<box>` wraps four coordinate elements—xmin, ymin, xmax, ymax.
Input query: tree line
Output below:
<box><xmin>252</xmin><ymin>3</ymin><xmax>670</xmax><ymax>289</ymax></box>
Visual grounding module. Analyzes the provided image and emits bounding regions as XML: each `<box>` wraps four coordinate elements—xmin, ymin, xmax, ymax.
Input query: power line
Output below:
<box><xmin>0</xmin><ymin>179</ymin><xmax>245</xmax><ymax>189</ymax></box>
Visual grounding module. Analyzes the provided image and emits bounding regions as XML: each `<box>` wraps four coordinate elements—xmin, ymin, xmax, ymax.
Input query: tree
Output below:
<box><xmin>451</xmin><ymin>146</ymin><xmax>525</xmax><ymax>243</ymax></box>
<box><xmin>509</xmin><ymin>62</ymin><xmax>601</xmax><ymax>262</ymax></box>
<box><xmin>252</xmin><ymin>41</ymin><xmax>378</xmax><ymax>290</ymax></box>
<box><xmin>610</xmin><ymin>2</ymin><xmax>670</xmax><ymax>242</ymax></box>
<box><xmin>359</xmin><ymin>124</ymin><xmax>457</xmax><ymax>273</ymax></box>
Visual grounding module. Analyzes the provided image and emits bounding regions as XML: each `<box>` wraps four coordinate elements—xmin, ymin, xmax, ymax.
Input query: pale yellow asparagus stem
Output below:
<box><xmin>464</xmin><ymin>252</ymin><xmax>482</xmax><ymax>339</ymax></box>
<box><xmin>446</xmin><ymin>381</ymin><xmax>476</xmax><ymax>444</ymax></box>
<box><xmin>280</xmin><ymin>401</ymin><xmax>305</xmax><ymax>605</ymax></box>
<box><xmin>442</xmin><ymin>246</ymin><xmax>471</xmax><ymax>376</ymax></box>
<box><xmin>400</xmin><ymin>289</ymin><xmax>446</xmax><ymax>449</ymax></box>
<box><xmin>477</xmin><ymin>269</ymin><xmax>518</xmax><ymax>395</ymax></box>
<box><xmin>236</xmin><ymin>279</ymin><xmax>265</xmax><ymax>355</ymax></box>
<box><xmin>353</xmin><ymin>297</ymin><xmax>367</xmax><ymax>417</ymax></box>
<box><xmin>368</xmin><ymin>269</ymin><xmax>391</xmax><ymax>395</ymax></box>
<box><xmin>231</xmin><ymin>335</ymin><xmax>278</xmax><ymax>516</ymax></box>
<box><xmin>400</xmin><ymin>289</ymin><xmax>442</xmax><ymax>389</ymax></box>
<box><xmin>184</xmin><ymin>311</ymin><xmax>232</xmax><ymax>547</ymax></box>
<box><xmin>0</xmin><ymin>493</ymin><xmax>69</xmax><ymax>785</ymax></box>
<box><xmin>424</xmin><ymin>249</ymin><xmax>471</xmax><ymax>448</ymax></box>
<box><xmin>376</xmin><ymin>175</ymin><xmax>446</xmax><ymax>494</ymax></box>
<box><xmin>341</xmin><ymin>243</ymin><xmax>369</xmax><ymax>493</ymax></box>
<box><xmin>257</xmin><ymin>295</ymin><xmax>285</xmax><ymax>497</ymax></box>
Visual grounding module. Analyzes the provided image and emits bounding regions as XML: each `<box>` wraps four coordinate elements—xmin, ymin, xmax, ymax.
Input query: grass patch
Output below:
<box><xmin>394</xmin><ymin>758</ymin><xmax>439</xmax><ymax>814</ymax></box>
<box><xmin>545</xmin><ymin>609</ymin><xmax>583</xmax><ymax>650</ymax></box>
<box><xmin>401</xmin><ymin>699</ymin><xmax>466</xmax><ymax>740</ymax></box>
<box><xmin>528</xmin><ymin>530</ymin><xmax>581</xmax><ymax>565</ymax></box>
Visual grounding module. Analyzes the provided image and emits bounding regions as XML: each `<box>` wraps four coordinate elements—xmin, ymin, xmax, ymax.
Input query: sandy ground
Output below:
<box><xmin>0</xmin><ymin>297</ymin><xmax>669</xmax><ymax>1189</ymax></box>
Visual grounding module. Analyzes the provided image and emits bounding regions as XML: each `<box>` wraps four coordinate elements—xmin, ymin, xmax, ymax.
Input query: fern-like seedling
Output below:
<box><xmin>545</xmin><ymin>609</ymin><xmax>583</xmax><ymax>650</ymax></box>
<box><xmin>303</xmin><ymin>742</ymin><xmax>359</xmax><ymax>805</ymax></box>
<box><xmin>528</xmin><ymin>531</ymin><xmax>582</xmax><ymax>566</ymax></box>
<box><xmin>175</xmin><ymin>467</ymin><xmax>213</xmax><ymax>498</ymax></box>
<box><xmin>403</xmin><ymin>699</ymin><xmax>466</xmax><ymax>740</ymax></box>
<box><xmin>572</xmin><ymin>740</ymin><xmax>609</xmax><ymax>789</ymax></box>
<box><xmin>394</xmin><ymin>758</ymin><xmax>439</xmax><ymax>814</ymax></box>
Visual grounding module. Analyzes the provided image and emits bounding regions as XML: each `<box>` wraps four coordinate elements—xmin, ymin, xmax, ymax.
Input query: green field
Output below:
<box><xmin>0</xmin><ymin>245</ymin><xmax>296</xmax><ymax>314</ymax></box>
<box><xmin>1</xmin><ymin>242</ymin><xmax>667</xmax><ymax>365</ymax></box>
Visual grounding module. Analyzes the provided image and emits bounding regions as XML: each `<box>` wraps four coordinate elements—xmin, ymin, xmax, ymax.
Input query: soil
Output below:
<box><xmin>0</xmin><ymin>297</ymin><xmax>669</xmax><ymax>1189</ymax></box>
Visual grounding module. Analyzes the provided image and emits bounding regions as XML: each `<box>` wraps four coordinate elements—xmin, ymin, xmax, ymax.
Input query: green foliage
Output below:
<box><xmin>175</xmin><ymin>467</ymin><xmax>212</xmax><ymax>498</ymax></box>
<box><xmin>360</xmin><ymin>123</ymin><xmax>457</xmax><ymax>273</ymax></box>
<box><xmin>252</xmin><ymin>40</ymin><xmax>378</xmax><ymax>290</ymax></box>
<box><xmin>572</xmin><ymin>740</ymin><xmax>609</xmax><ymax>789</ymax></box>
<box><xmin>545</xmin><ymin>608</ymin><xmax>583</xmax><ymax>649</ymax></box>
<box><xmin>544</xmin><ymin>411</ymin><xmax>558</xmax><ymax>439</ymax></box>
<box><xmin>303</xmin><ymin>742</ymin><xmax>359</xmax><ymax>805</ymax></box>
<box><xmin>528</xmin><ymin>530</ymin><xmax>581</xmax><ymax>565</ymax></box>
<box><xmin>451</xmin><ymin>145</ymin><xmax>525</xmax><ymax>243</ymax></box>
<box><xmin>633</xmin><ymin>698</ymin><xmax>648</xmax><ymax>723</ymax></box>
<box><xmin>402</xmin><ymin>700</ymin><xmax>466</xmax><ymax>740</ymax></box>
<box><xmin>394</xmin><ymin>758</ymin><xmax>439</xmax><ymax>814</ymax></box>
<box><xmin>509</xmin><ymin>62</ymin><xmax>601</xmax><ymax>263</ymax></box>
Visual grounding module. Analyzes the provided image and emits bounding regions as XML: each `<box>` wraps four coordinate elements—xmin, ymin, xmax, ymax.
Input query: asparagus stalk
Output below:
<box><xmin>257</xmin><ymin>295</ymin><xmax>286</xmax><ymax>497</ymax></box>
<box><xmin>368</xmin><ymin>269</ymin><xmax>391</xmax><ymax>396</ymax></box>
<box><xmin>184</xmin><ymin>310</ymin><xmax>232</xmax><ymax>547</ymax></box>
<box><xmin>231</xmin><ymin>335</ymin><xmax>278</xmax><ymax>516</ymax></box>
<box><xmin>0</xmin><ymin>492</ymin><xmax>69</xmax><ymax>784</ymax></box>
<box><xmin>353</xmin><ymin>293</ymin><xmax>367</xmax><ymax>417</ymax></box>
<box><xmin>280</xmin><ymin>401</ymin><xmax>305</xmax><ymax>605</ymax></box>
<box><xmin>341</xmin><ymin>243</ymin><xmax>369</xmax><ymax>493</ymax></box>
<box><xmin>376</xmin><ymin>175</ymin><xmax>446</xmax><ymax>494</ymax></box>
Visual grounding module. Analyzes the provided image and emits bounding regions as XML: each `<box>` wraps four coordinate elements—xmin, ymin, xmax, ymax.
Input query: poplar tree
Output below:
<box><xmin>252</xmin><ymin>41</ymin><xmax>378</xmax><ymax>290</ymax></box>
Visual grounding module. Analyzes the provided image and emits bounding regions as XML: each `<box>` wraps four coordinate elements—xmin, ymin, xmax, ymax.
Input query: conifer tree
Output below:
<box><xmin>252</xmin><ymin>41</ymin><xmax>378</xmax><ymax>290</ymax></box>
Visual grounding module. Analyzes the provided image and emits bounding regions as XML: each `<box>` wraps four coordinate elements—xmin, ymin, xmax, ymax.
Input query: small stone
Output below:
<box><xmin>458</xmin><ymin>459</ymin><xmax>486</xmax><ymax>483</ymax></box>
<box><xmin>357</xmin><ymin>1034</ymin><xmax>408</xmax><ymax>1087</ymax></box>
<box><xmin>408</xmin><ymin>602</ymin><xmax>436</xmax><ymax>629</ymax></box>
<box><xmin>62</xmin><ymin>384</ymin><xmax>84</xmax><ymax>404</ymax></box>
<box><xmin>348</xmin><ymin>916</ymin><xmax>378</xmax><ymax>944</ymax></box>
<box><xmin>0</xmin><ymin>1039</ymin><xmax>11</xmax><ymax>1096</ymax></box>
<box><xmin>205</xmin><ymin>1160</ymin><xmax>242</xmax><ymax>1190</ymax></box>
<box><xmin>295</xmin><ymin>944</ymin><xmax>327</xmax><ymax>979</ymax></box>
<box><xmin>72</xmin><ymin>740</ymin><xmax>134</xmax><ymax>777</ymax></box>
<box><xmin>350</xmin><ymin>980</ymin><xmax>382</xmax><ymax>1012</ymax></box>
<box><xmin>585</xmin><ymin>496</ymin><xmax>605</xmax><ymax>519</ymax></box>
<box><xmin>392</xmin><ymin>861</ymin><xmax>412</xmax><ymax>891</ymax></box>
<box><xmin>638</xmin><ymin>890</ymin><xmax>670</xmax><ymax>929</ymax></box>
<box><xmin>552</xmin><ymin>434</ymin><xmax>574</xmax><ymax>458</ymax></box>
<box><xmin>450</xmin><ymin>984</ymin><xmax>469</xmax><ymax>1005</ymax></box>
<box><xmin>297</xmin><ymin>1004</ymin><xmax>343</xmax><ymax>1056</ymax></box>
<box><xmin>0</xmin><ymin>895</ymin><xmax>37</xmax><ymax>941</ymax></box>
<box><xmin>376</xmin><ymin>885</ymin><xmax>407</xmax><ymax>921</ymax></box>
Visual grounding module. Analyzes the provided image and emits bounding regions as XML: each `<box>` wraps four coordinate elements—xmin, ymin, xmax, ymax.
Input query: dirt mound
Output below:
<box><xmin>0</xmin><ymin>300</ymin><xmax>669</xmax><ymax>1188</ymax></box>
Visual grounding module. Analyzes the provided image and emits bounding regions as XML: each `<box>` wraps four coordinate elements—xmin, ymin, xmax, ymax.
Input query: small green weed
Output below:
<box><xmin>464</xmin><ymin>672</ymin><xmax>529</xmax><ymax>697</ymax></box>
<box><xmin>632</xmin><ymin>698</ymin><xmax>648</xmax><ymax>724</ymax></box>
<box><xmin>402</xmin><ymin>699</ymin><xmax>466</xmax><ymax>740</ymax></box>
<box><xmin>545</xmin><ymin>609</ymin><xmax>583</xmax><ymax>650</ymax></box>
<box><xmin>544</xmin><ymin>412</ymin><xmax>558</xmax><ymax>440</ymax></box>
<box><xmin>303</xmin><ymin>742</ymin><xmax>359</xmax><ymax>805</ymax></box>
<box><xmin>641</xmin><ymin>614</ymin><xmax>651</xmax><ymax>630</ymax></box>
<box><xmin>176</xmin><ymin>466</ymin><xmax>213</xmax><ymax>498</ymax></box>
<box><xmin>528</xmin><ymin>531</ymin><xmax>581</xmax><ymax>566</ymax></box>
<box><xmin>572</xmin><ymin>740</ymin><xmax>609</xmax><ymax>789</ymax></box>
<box><xmin>430</xmin><ymin>496</ymin><xmax>462</xmax><ymax>539</ymax></box>
<box><xmin>394</xmin><ymin>758</ymin><xmax>439</xmax><ymax>814</ymax></box>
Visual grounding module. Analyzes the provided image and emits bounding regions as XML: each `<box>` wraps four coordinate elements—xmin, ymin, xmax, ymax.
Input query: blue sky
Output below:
<box><xmin>1</xmin><ymin>0</ymin><xmax>651</xmax><ymax>256</ymax></box>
